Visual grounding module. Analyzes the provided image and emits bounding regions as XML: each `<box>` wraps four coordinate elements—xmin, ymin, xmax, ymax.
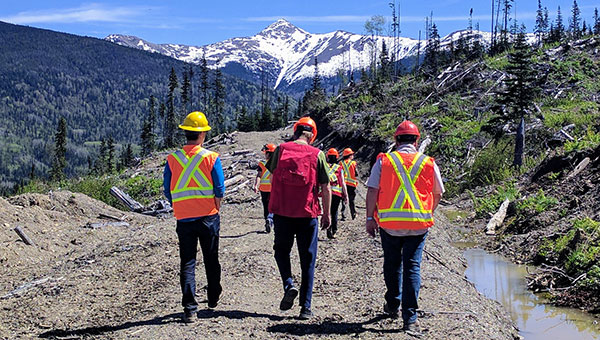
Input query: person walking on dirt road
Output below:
<box><xmin>365</xmin><ymin>120</ymin><xmax>444</xmax><ymax>335</ymax></box>
<box><xmin>163</xmin><ymin>111</ymin><xmax>225</xmax><ymax>323</ymax></box>
<box><xmin>254</xmin><ymin>143</ymin><xmax>276</xmax><ymax>233</ymax></box>
<box><xmin>340</xmin><ymin>148</ymin><xmax>358</xmax><ymax>221</ymax></box>
<box><xmin>325</xmin><ymin>148</ymin><xmax>348</xmax><ymax>239</ymax></box>
<box><xmin>267</xmin><ymin>116</ymin><xmax>332</xmax><ymax>320</ymax></box>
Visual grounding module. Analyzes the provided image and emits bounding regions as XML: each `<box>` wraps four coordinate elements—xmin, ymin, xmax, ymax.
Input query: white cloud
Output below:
<box><xmin>0</xmin><ymin>3</ymin><xmax>150</xmax><ymax>24</ymax></box>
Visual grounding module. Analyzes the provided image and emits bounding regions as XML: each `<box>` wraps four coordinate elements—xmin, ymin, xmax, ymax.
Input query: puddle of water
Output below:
<box><xmin>463</xmin><ymin>248</ymin><xmax>600</xmax><ymax>340</ymax></box>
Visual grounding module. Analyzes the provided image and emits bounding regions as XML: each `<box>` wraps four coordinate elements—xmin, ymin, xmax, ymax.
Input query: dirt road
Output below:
<box><xmin>0</xmin><ymin>130</ymin><xmax>518</xmax><ymax>339</ymax></box>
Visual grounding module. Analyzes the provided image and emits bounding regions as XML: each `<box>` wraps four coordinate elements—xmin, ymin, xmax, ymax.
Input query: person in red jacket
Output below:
<box><xmin>365</xmin><ymin>120</ymin><xmax>444</xmax><ymax>336</ymax></box>
<box><xmin>267</xmin><ymin>116</ymin><xmax>331</xmax><ymax>320</ymax></box>
<box><xmin>325</xmin><ymin>148</ymin><xmax>348</xmax><ymax>239</ymax></box>
<box><xmin>254</xmin><ymin>143</ymin><xmax>276</xmax><ymax>233</ymax></box>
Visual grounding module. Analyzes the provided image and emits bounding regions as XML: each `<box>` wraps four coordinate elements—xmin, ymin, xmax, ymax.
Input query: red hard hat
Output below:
<box><xmin>262</xmin><ymin>143</ymin><xmax>276</xmax><ymax>153</ymax></box>
<box><xmin>395</xmin><ymin>120</ymin><xmax>420</xmax><ymax>137</ymax></box>
<box><xmin>294</xmin><ymin>117</ymin><xmax>318</xmax><ymax>144</ymax></box>
<box><xmin>342</xmin><ymin>148</ymin><xmax>354</xmax><ymax>157</ymax></box>
<box><xmin>326</xmin><ymin>148</ymin><xmax>339</xmax><ymax>157</ymax></box>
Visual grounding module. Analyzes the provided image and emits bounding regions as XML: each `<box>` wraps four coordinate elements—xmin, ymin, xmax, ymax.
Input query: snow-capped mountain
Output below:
<box><xmin>105</xmin><ymin>19</ymin><xmax>495</xmax><ymax>94</ymax></box>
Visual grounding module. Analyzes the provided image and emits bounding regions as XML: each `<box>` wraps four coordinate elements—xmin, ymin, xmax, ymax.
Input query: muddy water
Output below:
<box><xmin>463</xmin><ymin>248</ymin><xmax>600</xmax><ymax>340</ymax></box>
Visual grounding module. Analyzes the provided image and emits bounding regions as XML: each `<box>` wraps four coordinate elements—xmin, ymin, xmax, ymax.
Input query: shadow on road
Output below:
<box><xmin>197</xmin><ymin>309</ymin><xmax>285</xmax><ymax>321</ymax></box>
<box><xmin>220</xmin><ymin>230</ymin><xmax>262</xmax><ymax>239</ymax></box>
<box><xmin>38</xmin><ymin>313</ymin><xmax>181</xmax><ymax>338</ymax></box>
<box><xmin>267</xmin><ymin>315</ymin><xmax>400</xmax><ymax>336</ymax></box>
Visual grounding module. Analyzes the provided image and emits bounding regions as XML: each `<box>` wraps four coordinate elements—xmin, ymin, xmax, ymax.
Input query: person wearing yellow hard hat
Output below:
<box><xmin>340</xmin><ymin>147</ymin><xmax>358</xmax><ymax>221</ymax></box>
<box><xmin>163</xmin><ymin>111</ymin><xmax>225</xmax><ymax>323</ymax></box>
<box><xmin>254</xmin><ymin>143</ymin><xmax>277</xmax><ymax>233</ymax></box>
<box><xmin>266</xmin><ymin>116</ymin><xmax>331</xmax><ymax>320</ymax></box>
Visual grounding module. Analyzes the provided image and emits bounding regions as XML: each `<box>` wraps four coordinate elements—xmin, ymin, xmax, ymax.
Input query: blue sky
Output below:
<box><xmin>1</xmin><ymin>1</ymin><xmax>598</xmax><ymax>45</ymax></box>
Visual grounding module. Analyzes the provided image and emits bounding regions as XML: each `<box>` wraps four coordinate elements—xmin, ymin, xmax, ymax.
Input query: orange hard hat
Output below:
<box><xmin>294</xmin><ymin>116</ymin><xmax>318</xmax><ymax>144</ymax></box>
<box><xmin>394</xmin><ymin>120</ymin><xmax>420</xmax><ymax>137</ymax></box>
<box><xmin>342</xmin><ymin>148</ymin><xmax>355</xmax><ymax>157</ymax></box>
<box><xmin>262</xmin><ymin>143</ymin><xmax>276</xmax><ymax>153</ymax></box>
<box><xmin>326</xmin><ymin>148</ymin><xmax>339</xmax><ymax>157</ymax></box>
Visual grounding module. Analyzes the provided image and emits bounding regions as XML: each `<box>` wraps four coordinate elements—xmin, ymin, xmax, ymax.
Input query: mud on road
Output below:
<box><xmin>1</xmin><ymin>130</ymin><xmax>518</xmax><ymax>339</ymax></box>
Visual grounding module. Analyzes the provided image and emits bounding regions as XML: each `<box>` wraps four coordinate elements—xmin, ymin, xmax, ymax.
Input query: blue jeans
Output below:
<box><xmin>176</xmin><ymin>214</ymin><xmax>222</xmax><ymax>312</ymax></box>
<box><xmin>273</xmin><ymin>214</ymin><xmax>319</xmax><ymax>310</ymax></box>
<box><xmin>380</xmin><ymin>230</ymin><xmax>428</xmax><ymax>324</ymax></box>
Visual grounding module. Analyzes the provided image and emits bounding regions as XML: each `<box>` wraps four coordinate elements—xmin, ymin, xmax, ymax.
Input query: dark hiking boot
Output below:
<box><xmin>182</xmin><ymin>310</ymin><xmax>196</xmax><ymax>323</ymax></box>
<box><xmin>403</xmin><ymin>320</ymin><xmax>422</xmax><ymax>337</ymax></box>
<box><xmin>383</xmin><ymin>302</ymin><xmax>399</xmax><ymax>319</ymax></box>
<box><xmin>279</xmin><ymin>286</ymin><xmax>298</xmax><ymax>311</ymax></box>
<box><xmin>264</xmin><ymin>220</ymin><xmax>271</xmax><ymax>234</ymax></box>
<box><xmin>298</xmin><ymin>307</ymin><xmax>313</xmax><ymax>320</ymax></box>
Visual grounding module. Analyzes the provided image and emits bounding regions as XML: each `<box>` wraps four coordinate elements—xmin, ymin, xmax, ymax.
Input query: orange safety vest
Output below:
<box><xmin>341</xmin><ymin>159</ymin><xmax>358</xmax><ymax>187</ymax></box>
<box><xmin>258</xmin><ymin>160</ymin><xmax>272</xmax><ymax>192</ymax></box>
<box><xmin>327</xmin><ymin>163</ymin><xmax>343</xmax><ymax>197</ymax></box>
<box><xmin>375</xmin><ymin>151</ymin><xmax>435</xmax><ymax>230</ymax></box>
<box><xmin>167</xmin><ymin>145</ymin><xmax>219</xmax><ymax>220</ymax></box>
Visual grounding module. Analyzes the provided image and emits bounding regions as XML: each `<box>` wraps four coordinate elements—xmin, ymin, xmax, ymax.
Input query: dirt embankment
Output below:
<box><xmin>1</xmin><ymin>130</ymin><xmax>518</xmax><ymax>339</ymax></box>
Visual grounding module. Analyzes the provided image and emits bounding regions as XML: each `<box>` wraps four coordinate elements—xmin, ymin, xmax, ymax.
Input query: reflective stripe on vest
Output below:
<box><xmin>328</xmin><ymin>164</ymin><xmax>343</xmax><ymax>194</ymax></box>
<box><xmin>259</xmin><ymin>161</ymin><xmax>271</xmax><ymax>186</ymax></box>
<box><xmin>171</xmin><ymin>148</ymin><xmax>214</xmax><ymax>202</ymax></box>
<box><xmin>341</xmin><ymin>160</ymin><xmax>358</xmax><ymax>186</ymax></box>
<box><xmin>377</xmin><ymin>152</ymin><xmax>433</xmax><ymax>223</ymax></box>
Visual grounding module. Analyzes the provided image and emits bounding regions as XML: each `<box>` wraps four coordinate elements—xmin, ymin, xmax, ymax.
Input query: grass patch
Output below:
<box><xmin>470</xmin><ymin>181</ymin><xmax>520</xmax><ymax>218</ymax></box>
<box><xmin>516</xmin><ymin>189</ymin><xmax>558</xmax><ymax>215</ymax></box>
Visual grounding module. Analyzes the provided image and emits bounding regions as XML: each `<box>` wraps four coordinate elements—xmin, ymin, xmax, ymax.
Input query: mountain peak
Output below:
<box><xmin>258</xmin><ymin>19</ymin><xmax>306</xmax><ymax>38</ymax></box>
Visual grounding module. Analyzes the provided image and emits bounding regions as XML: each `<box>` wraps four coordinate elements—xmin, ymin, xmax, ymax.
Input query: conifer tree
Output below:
<box><xmin>165</xmin><ymin>67</ymin><xmax>178</xmax><ymax>148</ymax></box>
<box><xmin>378</xmin><ymin>41</ymin><xmax>391</xmax><ymax>83</ymax></box>
<box><xmin>200</xmin><ymin>53</ymin><xmax>210</xmax><ymax>111</ymax></box>
<box><xmin>106</xmin><ymin>136</ymin><xmax>115</xmax><ymax>174</ymax></box>
<box><xmin>50</xmin><ymin>117</ymin><xmax>67</xmax><ymax>181</ymax></box>
<box><xmin>237</xmin><ymin>106</ymin><xmax>256</xmax><ymax>132</ymax></box>
<box><xmin>494</xmin><ymin>29</ymin><xmax>539</xmax><ymax>167</ymax></box>
<box><xmin>556</xmin><ymin>6</ymin><xmax>565</xmax><ymax>41</ymax></box>
<box><xmin>181</xmin><ymin>70</ymin><xmax>190</xmax><ymax>113</ymax></box>
<box><xmin>141</xmin><ymin>95</ymin><xmax>156</xmax><ymax>155</ymax></box>
<box><xmin>535</xmin><ymin>0</ymin><xmax>545</xmax><ymax>46</ymax></box>
<box><xmin>213</xmin><ymin>59</ymin><xmax>226</xmax><ymax>133</ymax></box>
<box><xmin>97</xmin><ymin>138</ymin><xmax>107</xmax><ymax>174</ymax></box>
<box><xmin>120</xmin><ymin>143</ymin><xmax>134</xmax><ymax>169</ymax></box>
<box><xmin>570</xmin><ymin>0</ymin><xmax>581</xmax><ymax>40</ymax></box>
<box><xmin>594</xmin><ymin>8</ymin><xmax>600</xmax><ymax>35</ymax></box>
<box><xmin>423</xmin><ymin>23</ymin><xmax>440</xmax><ymax>76</ymax></box>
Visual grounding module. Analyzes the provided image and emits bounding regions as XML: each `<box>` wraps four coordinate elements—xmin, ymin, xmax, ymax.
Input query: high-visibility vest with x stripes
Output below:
<box><xmin>258</xmin><ymin>160</ymin><xmax>272</xmax><ymax>192</ymax></box>
<box><xmin>375</xmin><ymin>151</ymin><xmax>435</xmax><ymax>230</ymax></box>
<box><xmin>327</xmin><ymin>163</ymin><xmax>343</xmax><ymax>197</ymax></box>
<box><xmin>167</xmin><ymin>145</ymin><xmax>219</xmax><ymax>220</ymax></box>
<box><xmin>341</xmin><ymin>159</ymin><xmax>358</xmax><ymax>187</ymax></box>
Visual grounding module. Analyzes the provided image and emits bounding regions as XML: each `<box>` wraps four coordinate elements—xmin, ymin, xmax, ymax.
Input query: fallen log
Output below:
<box><xmin>1</xmin><ymin>277</ymin><xmax>52</xmax><ymax>299</ymax></box>
<box><xmin>110</xmin><ymin>186</ymin><xmax>144</xmax><ymax>212</ymax></box>
<box><xmin>485</xmin><ymin>198</ymin><xmax>510</xmax><ymax>235</ymax></box>
<box><xmin>566</xmin><ymin>157</ymin><xmax>590</xmax><ymax>180</ymax></box>
<box><xmin>98</xmin><ymin>213</ymin><xmax>125</xmax><ymax>221</ymax></box>
<box><xmin>224</xmin><ymin>174</ymin><xmax>245</xmax><ymax>187</ymax></box>
<box><xmin>85</xmin><ymin>221</ymin><xmax>130</xmax><ymax>229</ymax></box>
<box><xmin>231</xmin><ymin>149</ymin><xmax>253</xmax><ymax>156</ymax></box>
<box><xmin>227</xmin><ymin>180</ymin><xmax>250</xmax><ymax>195</ymax></box>
<box><xmin>14</xmin><ymin>226</ymin><xmax>35</xmax><ymax>246</ymax></box>
<box><xmin>418</xmin><ymin>137</ymin><xmax>431</xmax><ymax>153</ymax></box>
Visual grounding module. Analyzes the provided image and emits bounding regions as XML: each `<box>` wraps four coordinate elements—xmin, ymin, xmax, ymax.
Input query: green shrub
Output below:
<box><xmin>465</xmin><ymin>139</ymin><xmax>514</xmax><ymax>188</ymax></box>
<box><xmin>577</xmin><ymin>265</ymin><xmax>600</xmax><ymax>291</ymax></box>
<box><xmin>64</xmin><ymin>176</ymin><xmax>120</xmax><ymax>208</ymax></box>
<box><xmin>564</xmin><ymin>128</ymin><xmax>600</xmax><ymax>153</ymax></box>
<box><xmin>124</xmin><ymin>176</ymin><xmax>163</xmax><ymax>206</ymax></box>
<box><xmin>470</xmin><ymin>181</ymin><xmax>520</xmax><ymax>218</ymax></box>
<box><xmin>516</xmin><ymin>189</ymin><xmax>558</xmax><ymax>214</ymax></box>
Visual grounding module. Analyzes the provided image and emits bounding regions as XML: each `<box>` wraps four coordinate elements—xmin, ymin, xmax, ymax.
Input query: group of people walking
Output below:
<box><xmin>163</xmin><ymin>112</ymin><xmax>444</xmax><ymax>335</ymax></box>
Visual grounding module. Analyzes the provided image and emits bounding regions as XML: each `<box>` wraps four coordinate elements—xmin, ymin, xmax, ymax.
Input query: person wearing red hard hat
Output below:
<box><xmin>266</xmin><ymin>116</ymin><xmax>331</xmax><ymax>320</ymax></box>
<box><xmin>325</xmin><ymin>148</ymin><xmax>348</xmax><ymax>239</ymax></box>
<box><xmin>254</xmin><ymin>143</ymin><xmax>277</xmax><ymax>233</ymax></box>
<box><xmin>365</xmin><ymin>120</ymin><xmax>444</xmax><ymax>335</ymax></box>
<box><xmin>340</xmin><ymin>147</ymin><xmax>358</xmax><ymax>221</ymax></box>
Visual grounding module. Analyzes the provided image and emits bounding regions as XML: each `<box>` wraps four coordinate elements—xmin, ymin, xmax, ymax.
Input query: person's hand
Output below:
<box><xmin>320</xmin><ymin>213</ymin><xmax>331</xmax><ymax>230</ymax></box>
<box><xmin>343</xmin><ymin>195</ymin><xmax>348</xmax><ymax>204</ymax></box>
<box><xmin>366</xmin><ymin>219</ymin><xmax>378</xmax><ymax>238</ymax></box>
<box><xmin>253</xmin><ymin>186</ymin><xmax>258</xmax><ymax>193</ymax></box>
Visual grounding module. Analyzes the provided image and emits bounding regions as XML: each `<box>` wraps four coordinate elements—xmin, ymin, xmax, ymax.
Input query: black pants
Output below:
<box><xmin>273</xmin><ymin>215</ymin><xmax>319</xmax><ymax>310</ymax></box>
<box><xmin>328</xmin><ymin>195</ymin><xmax>342</xmax><ymax>238</ymax></box>
<box><xmin>260</xmin><ymin>191</ymin><xmax>271</xmax><ymax>220</ymax></box>
<box><xmin>176</xmin><ymin>214</ymin><xmax>222</xmax><ymax>312</ymax></box>
<box><xmin>342</xmin><ymin>186</ymin><xmax>357</xmax><ymax>219</ymax></box>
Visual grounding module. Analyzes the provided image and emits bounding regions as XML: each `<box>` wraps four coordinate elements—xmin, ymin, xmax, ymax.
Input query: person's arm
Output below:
<box><xmin>320</xmin><ymin>182</ymin><xmax>332</xmax><ymax>229</ymax></box>
<box><xmin>431</xmin><ymin>160</ymin><xmax>444</xmax><ymax>213</ymax></box>
<box><xmin>266</xmin><ymin>147</ymin><xmax>279</xmax><ymax>173</ymax></box>
<box><xmin>433</xmin><ymin>193</ymin><xmax>442</xmax><ymax>212</ymax></box>
<box><xmin>211</xmin><ymin>157</ymin><xmax>225</xmax><ymax>210</ymax></box>
<box><xmin>163</xmin><ymin>163</ymin><xmax>172</xmax><ymax>205</ymax></box>
<box><xmin>366</xmin><ymin>187</ymin><xmax>379</xmax><ymax>237</ymax></box>
<box><xmin>254</xmin><ymin>168</ymin><xmax>261</xmax><ymax>193</ymax></box>
<box><xmin>340</xmin><ymin>170</ymin><xmax>348</xmax><ymax>203</ymax></box>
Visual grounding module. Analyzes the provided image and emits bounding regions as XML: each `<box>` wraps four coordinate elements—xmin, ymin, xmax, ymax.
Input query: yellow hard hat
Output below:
<box><xmin>179</xmin><ymin>111</ymin><xmax>211</xmax><ymax>132</ymax></box>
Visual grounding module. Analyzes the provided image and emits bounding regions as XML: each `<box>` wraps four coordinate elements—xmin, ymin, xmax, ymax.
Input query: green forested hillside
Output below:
<box><xmin>0</xmin><ymin>21</ymin><xmax>286</xmax><ymax>192</ymax></box>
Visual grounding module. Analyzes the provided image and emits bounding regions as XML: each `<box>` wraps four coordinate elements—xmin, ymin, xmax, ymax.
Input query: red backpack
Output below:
<box><xmin>269</xmin><ymin>141</ymin><xmax>322</xmax><ymax>218</ymax></box>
